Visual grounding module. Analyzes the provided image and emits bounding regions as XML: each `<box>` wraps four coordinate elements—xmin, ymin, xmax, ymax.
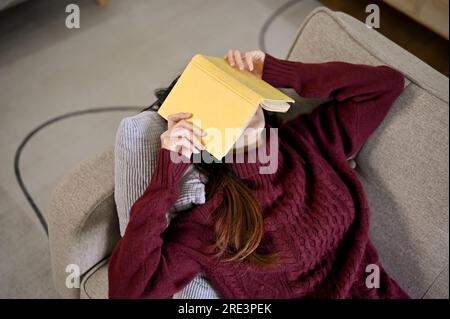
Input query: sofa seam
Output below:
<box><xmin>80</xmin><ymin>257</ymin><xmax>110</xmax><ymax>299</ymax></box>
<box><xmin>75</xmin><ymin>190</ymin><xmax>115</xmax><ymax>237</ymax></box>
<box><xmin>420</xmin><ymin>265</ymin><xmax>448</xmax><ymax>299</ymax></box>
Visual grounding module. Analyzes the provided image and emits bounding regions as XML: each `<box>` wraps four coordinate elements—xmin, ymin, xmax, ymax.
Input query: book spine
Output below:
<box><xmin>191</xmin><ymin>55</ymin><xmax>262</xmax><ymax>107</ymax></box>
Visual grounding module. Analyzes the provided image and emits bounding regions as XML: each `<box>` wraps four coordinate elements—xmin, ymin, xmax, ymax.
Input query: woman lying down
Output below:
<box><xmin>108</xmin><ymin>49</ymin><xmax>409</xmax><ymax>299</ymax></box>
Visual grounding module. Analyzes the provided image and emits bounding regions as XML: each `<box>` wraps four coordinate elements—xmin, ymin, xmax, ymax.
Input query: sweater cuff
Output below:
<box><xmin>150</xmin><ymin>148</ymin><xmax>191</xmax><ymax>189</ymax></box>
<box><xmin>262</xmin><ymin>54</ymin><xmax>303</xmax><ymax>89</ymax></box>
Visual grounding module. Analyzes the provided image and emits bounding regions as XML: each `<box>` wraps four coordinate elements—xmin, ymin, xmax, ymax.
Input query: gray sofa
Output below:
<box><xmin>48</xmin><ymin>7</ymin><xmax>449</xmax><ymax>299</ymax></box>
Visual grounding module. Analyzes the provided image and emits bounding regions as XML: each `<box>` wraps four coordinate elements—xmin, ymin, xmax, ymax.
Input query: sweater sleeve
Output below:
<box><xmin>108</xmin><ymin>148</ymin><xmax>202</xmax><ymax>299</ymax></box>
<box><xmin>262</xmin><ymin>54</ymin><xmax>405</xmax><ymax>159</ymax></box>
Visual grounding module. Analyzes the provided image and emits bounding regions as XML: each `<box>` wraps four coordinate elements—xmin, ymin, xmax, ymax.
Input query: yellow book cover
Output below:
<box><xmin>158</xmin><ymin>54</ymin><xmax>294</xmax><ymax>159</ymax></box>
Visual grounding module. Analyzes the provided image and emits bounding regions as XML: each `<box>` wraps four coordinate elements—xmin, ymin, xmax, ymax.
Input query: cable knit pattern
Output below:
<box><xmin>108</xmin><ymin>54</ymin><xmax>409</xmax><ymax>299</ymax></box>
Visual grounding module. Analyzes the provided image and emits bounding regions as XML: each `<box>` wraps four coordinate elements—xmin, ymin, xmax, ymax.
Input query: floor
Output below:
<box><xmin>0</xmin><ymin>0</ymin><xmax>321</xmax><ymax>298</ymax></box>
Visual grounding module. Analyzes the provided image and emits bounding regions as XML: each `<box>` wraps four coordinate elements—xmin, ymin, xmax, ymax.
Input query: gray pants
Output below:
<box><xmin>172</xmin><ymin>273</ymin><xmax>220</xmax><ymax>299</ymax></box>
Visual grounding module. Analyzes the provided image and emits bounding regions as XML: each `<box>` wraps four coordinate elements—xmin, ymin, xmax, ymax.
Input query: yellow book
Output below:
<box><xmin>158</xmin><ymin>54</ymin><xmax>295</xmax><ymax>159</ymax></box>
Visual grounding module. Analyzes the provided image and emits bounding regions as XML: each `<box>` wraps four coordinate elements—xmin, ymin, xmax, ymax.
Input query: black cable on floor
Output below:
<box><xmin>258</xmin><ymin>0</ymin><xmax>303</xmax><ymax>52</ymax></box>
<box><xmin>14</xmin><ymin>106</ymin><xmax>142</xmax><ymax>235</ymax></box>
<box><xmin>15</xmin><ymin>0</ymin><xmax>303</xmax><ymax>235</ymax></box>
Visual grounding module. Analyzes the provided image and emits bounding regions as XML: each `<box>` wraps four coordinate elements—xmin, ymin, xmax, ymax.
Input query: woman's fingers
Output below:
<box><xmin>167</xmin><ymin>112</ymin><xmax>191</xmax><ymax>128</ymax></box>
<box><xmin>182</xmin><ymin>137</ymin><xmax>202</xmax><ymax>153</ymax></box>
<box><xmin>233</xmin><ymin>50</ymin><xmax>245</xmax><ymax>70</ymax></box>
<box><xmin>224</xmin><ymin>49</ymin><xmax>266</xmax><ymax>78</ymax></box>
<box><xmin>167</xmin><ymin>115</ymin><xmax>205</xmax><ymax>137</ymax></box>
<box><xmin>244</xmin><ymin>51</ymin><xmax>254</xmax><ymax>71</ymax></box>
<box><xmin>171</xmin><ymin>136</ymin><xmax>201</xmax><ymax>156</ymax></box>
<box><xmin>170</xmin><ymin>127</ymin><xmax>205</xmax><ymax>151</ymax></box>
<box><xmin>227</xmin><ymin>49</ymin><xmax>235</xmax><ymax>67</ymax></box>
<box><xmin>225</xmin><ymin>49</ymin><xmax>264</xmax><ymax>73</ymax></box>
<box><xmin>162</xmin><ymin>114</ymin><xmax>208</xmax><ymax>159</ymax></box>
<box><xmin>163</xmin><ymin>118</ymin><xmax>205</xmax><ymax>147</ymax></box>
<box><xmin>250</xmin><ymin>50</ymin><xmax>264</xmax><ymax>62</ymax></box>
<box><xmin>175</xmin><ymin>120</ymin><xmax>206</xmax><ymax>138</ymax></box>
<box><xmin>161</xmin><ymin>134</ymin><xmax>200</xmax><ymax>159</ymax></box>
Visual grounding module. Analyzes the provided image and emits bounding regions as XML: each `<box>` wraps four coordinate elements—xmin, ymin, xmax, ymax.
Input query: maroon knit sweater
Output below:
<box><xmin>108</xmin><ymin>54</ymin><xmax>409</xmax><ymax>299</ymax></box>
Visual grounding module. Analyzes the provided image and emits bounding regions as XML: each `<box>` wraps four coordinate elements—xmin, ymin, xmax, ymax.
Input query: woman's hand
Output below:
<box><xmin>225</xmin><ymin>49</ymin><xmax>266</xmax><ymax>78</ymax></box>
<box><xmin>161</xmin><ymin>112</ymin><xmax>206</xmax><ymax>159</ymax></box>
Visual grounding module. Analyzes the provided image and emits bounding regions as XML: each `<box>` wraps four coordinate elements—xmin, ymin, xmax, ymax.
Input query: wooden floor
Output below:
<box><xmin>320</xmin><ymin>0</ymin><xmax>449</xmax><ymax>76</ymax></box>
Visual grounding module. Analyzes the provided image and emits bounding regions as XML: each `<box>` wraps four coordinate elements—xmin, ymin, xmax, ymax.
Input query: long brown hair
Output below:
<box><xmin>144</xmin><ymin>76</ymin><xmax>278</xmax><ymax>267</ymax></box>
<box><xmin>199</xmin><ymin>161</ymin><xmax>279</xmax><ymax>266</ymax></box>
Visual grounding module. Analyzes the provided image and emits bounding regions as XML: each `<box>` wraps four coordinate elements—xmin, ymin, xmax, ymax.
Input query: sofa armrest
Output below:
<box><xmin>48</xmin><ymin>148</ymin><xmax>120</xmax><ymax>298</ymax></box>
